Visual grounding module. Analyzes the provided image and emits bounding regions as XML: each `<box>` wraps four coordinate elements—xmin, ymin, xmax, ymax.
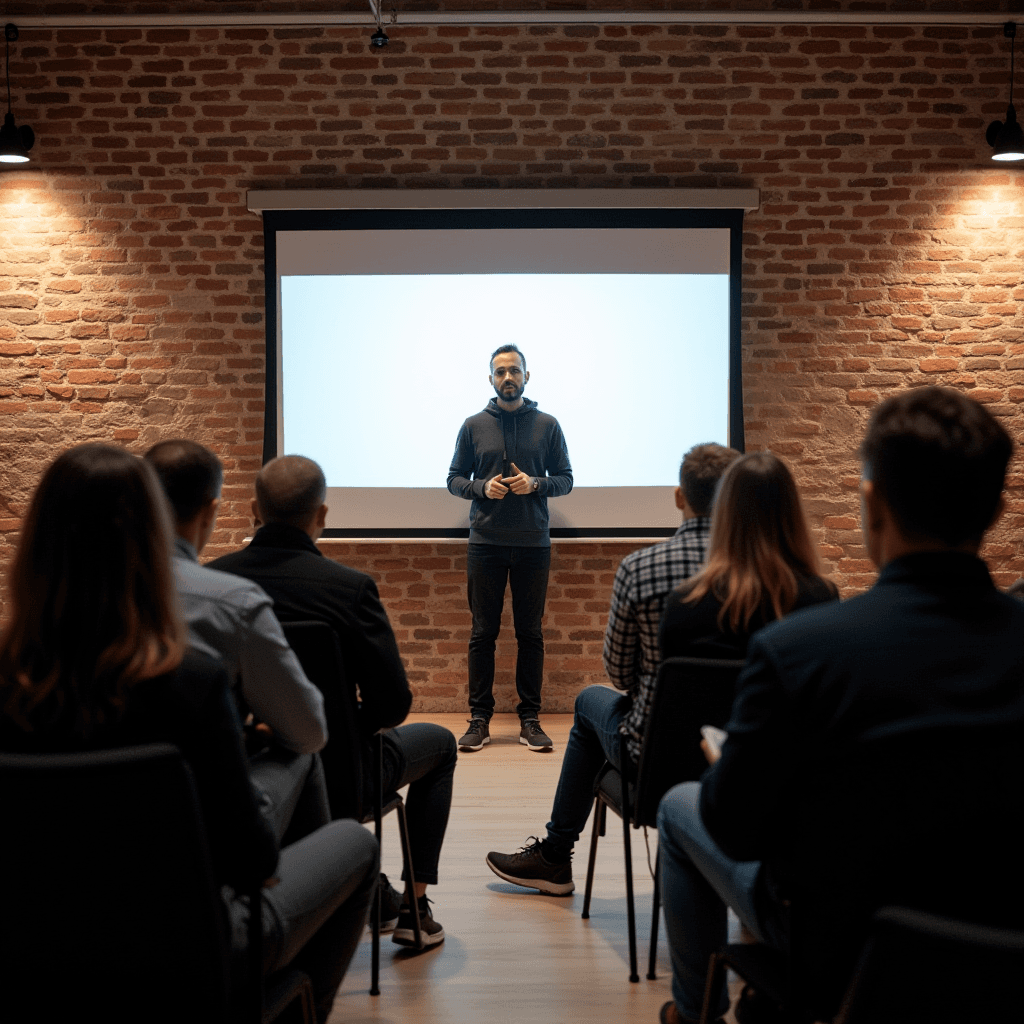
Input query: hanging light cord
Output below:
<box><xmin>5</xmin><ymin>32</ymin><xmax>11</xmax><ymax>116</ymax></box>
<box><xmin>1007</xmin><ymin>23</ymin><xmax>1015</xmax><ymax>109</ymax></box>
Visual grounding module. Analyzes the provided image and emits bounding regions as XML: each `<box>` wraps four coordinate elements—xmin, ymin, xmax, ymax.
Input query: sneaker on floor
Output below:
<box><xmin>485</xmin><ymin>836</ymin><xmax>574</xmax><ymax>895</ymax></box>
<box><xmin>377</xmin><ymin>872</ymin><xmax>402</xmax><ymax>934</ymax></box>
<box><xmin>519</xmin><ymin>718</ymin><xmax>553</xmax><ymax>751</ymax></box>
<box><xmin>458</xmin><ymin>718</ymin><xmax>490</xmax><ymax>751</ymax></box>
<box><xmin>392</xmin><ymin>894</ymin><xmax>445</xmax><ymax>948</ymax></box>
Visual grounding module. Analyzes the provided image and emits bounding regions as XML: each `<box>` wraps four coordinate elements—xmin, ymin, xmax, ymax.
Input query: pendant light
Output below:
<box><xmin>1</xmin><ymin>24</ymin><xmax>34</xmax><ymax>165</ymax></box>
<box><xmin>986</xmin><ymin>22</ymin><xmax>1024</xmax><ymax>162</ymax></box>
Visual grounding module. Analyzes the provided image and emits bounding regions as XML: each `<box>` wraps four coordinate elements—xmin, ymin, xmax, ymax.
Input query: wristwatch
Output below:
<box><xmin>531</xmin><ymin>477</ymin><xmax>539</xmax><ymax>492</ymax></box>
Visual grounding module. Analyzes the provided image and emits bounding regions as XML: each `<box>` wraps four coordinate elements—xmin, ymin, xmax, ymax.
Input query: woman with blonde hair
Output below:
<box><xmin>660</xmin><ymin>451</ymin><xmax>838</xmax><ymax>660</ymax></box>
<box><xmin>0</xmin><ymin>443</ymin><xmax>377</xmax><ymax>1023</ymax></box>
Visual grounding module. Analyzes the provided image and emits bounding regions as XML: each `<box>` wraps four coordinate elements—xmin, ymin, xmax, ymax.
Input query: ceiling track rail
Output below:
<box><xmin>6</xmin><ymin>11</ymin><xmax>1011</xmax><ymax>31</ymax></box>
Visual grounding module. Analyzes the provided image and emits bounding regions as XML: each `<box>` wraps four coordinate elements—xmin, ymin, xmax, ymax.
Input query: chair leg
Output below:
<box><xmin>395</xmin><ymin>801</ymin><xmax>422</xmax><ymax>950</ymax></box>
<box><xmin>622</xmin><ymin>812</ymin><xmax>639</xmax><ymax>983</ymax></box>
<box><xmin>699</xmin><ymin>951</ymin><xmax>728</xmax><ymax>1024</ymax></box>
<box><xmin>647</xmin><ymin>846</ymin><xmax>660</xmax><ymax>980</ymax></box>
<box><xmin>581</xmin><ymin>794</ymin><xmax>602</xmax><ymax>920</ymax></box>
<box><xmin>599</xmin><ymin>799</ymin><xmax>607</xmax><ymax>836</ymax></box>
<box><xmin>369</xmin><ymin>855</ymin><xmax>381</xmax><ymax>996</ymax></box>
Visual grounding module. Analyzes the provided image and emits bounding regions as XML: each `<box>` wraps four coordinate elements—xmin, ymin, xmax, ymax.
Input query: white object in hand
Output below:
<box><xmin>700</xmin><ymin>725</ymin><xmax>728</xmax><ymax>759</ymax></box>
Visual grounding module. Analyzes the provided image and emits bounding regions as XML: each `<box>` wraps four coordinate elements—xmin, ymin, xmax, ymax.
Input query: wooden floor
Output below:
<box><xmin>330</xmin><ymin>713</ymin><xmax>742</xmax><ymax>1024</ymax></box>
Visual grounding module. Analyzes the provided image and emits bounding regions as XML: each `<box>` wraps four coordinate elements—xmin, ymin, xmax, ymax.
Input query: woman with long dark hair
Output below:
<box><xmin>0</xmin><ymin>443</ymin><xmax>377</xmax><ymax>1023</ymax></box>
<box><xmin>660</xmin><ymin>450</ymin><xmax>837</xmax><ymax>660</ymax></box>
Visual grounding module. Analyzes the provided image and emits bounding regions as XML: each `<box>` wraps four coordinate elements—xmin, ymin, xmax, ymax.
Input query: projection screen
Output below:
<box><xmin>250</xmin><ymin>190</ymin><xmax>758</xmax><ymax>537</ymax></box>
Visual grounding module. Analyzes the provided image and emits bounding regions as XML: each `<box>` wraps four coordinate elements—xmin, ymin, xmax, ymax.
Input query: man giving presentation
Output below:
<box><xmin>447</xmin><ymin>344</ymin><xmax>573</xmax><ymax>753</ymax></box>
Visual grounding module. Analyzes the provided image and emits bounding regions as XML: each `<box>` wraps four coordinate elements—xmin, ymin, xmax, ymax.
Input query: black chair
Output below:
<box><xmin>698</xmin><ymin>722</ymin><xmax>1024</xmax><ymax>1024</ymax></box>
<box><xmin>833</xmin><ymin>906</ymin><xmax>1024</xmax><ymax>1024</ymax></box>
<box><xmin>281</xmin><ymin>619</ymin><xmax>423</xmax><ymax>995</ymax></box>
<box><xmin>580</xmin><ymin>657</ymin><xmax>746</xmax><ymax>983</ymax></box>
<box><xmin>0</xmin><ymin>743</ymin><xmax>314</xmax><ymax>1024</ymax></box>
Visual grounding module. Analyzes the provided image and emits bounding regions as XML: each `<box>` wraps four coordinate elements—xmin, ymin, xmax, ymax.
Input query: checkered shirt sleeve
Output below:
<box><xmin>603</xmin><ymin>518</ymin><xmax>711</xmax><ymax>762</ymax></box>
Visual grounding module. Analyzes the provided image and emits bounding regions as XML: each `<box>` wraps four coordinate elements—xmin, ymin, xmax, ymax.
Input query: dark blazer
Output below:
<box><xmin>209</xmin><ymin>524</ymin><xmax>412</xmax><ymax>736</ymax></box>
<box><xmin>658</xmin><ymin>572</ymin><xmax>839</xmax><ymax>661</ymax></box>
<box><xmin>0</xmin><ymin>648</ymin><xmax>278</xmax><ymax>890</ymax></box>
<box><xmin>697</xmin><ymin>551</ymin><xmax>1024</xmax><ymax>1016</ymax></box>
<box><xmin>700</xmin><ymin>552</ymin><xmax>1024</xmax><ymax>860</ymax></box>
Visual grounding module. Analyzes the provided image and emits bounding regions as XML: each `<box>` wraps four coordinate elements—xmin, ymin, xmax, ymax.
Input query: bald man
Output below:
<box><xmin>209</xmin><ymin>455</ymin><xmax>457</xmax><ymax>949</ymax></box>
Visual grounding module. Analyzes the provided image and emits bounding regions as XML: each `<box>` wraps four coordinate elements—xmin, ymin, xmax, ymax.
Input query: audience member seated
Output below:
<box><xmin>484</xmin><ymin>443</ymin><xmax>740</xmax><ymax>895</ymax></box>
<box><xmin>659</xmin><ymin>451</ymin><xmax>838</xmax><ymax>663</ymax></box>
<box><xmin>0</xmin><ymin>443</ymin><xmax>378</xmax><ymax>1024</ymax></box>
<box><xmin>656</xmin><ymin>387</ymin><xmax>1023</xmax><ymax>1024</ymax></box>
<box><xmin>209</xmin><ymin>454</ymin><xmax>457</xmax><ymax>949</ymax></box>
<box><xmin>146</xmin><ymin>439</ymin><xmax>330</xmax><ymax>847</ymax></box>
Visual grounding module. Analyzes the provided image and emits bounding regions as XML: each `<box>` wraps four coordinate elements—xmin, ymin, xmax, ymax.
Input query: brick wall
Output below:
<box><xmin>1</xmin><ymin>11</ymin><xmax>1021</xmax><ymax>711</ymax></box>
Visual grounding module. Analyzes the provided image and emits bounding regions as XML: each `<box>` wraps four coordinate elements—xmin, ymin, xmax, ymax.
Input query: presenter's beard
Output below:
<box><xmin>495</xmin><ymin>382</ymin><xmax>524</xmax><ymax>402</ymax></box>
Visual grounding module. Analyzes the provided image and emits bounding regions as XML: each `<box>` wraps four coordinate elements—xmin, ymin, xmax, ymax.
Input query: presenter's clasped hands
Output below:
<box><xmin>505</xmin><ymin>462</ymin><xmax>538</xmax><ymax>495</ymax></box>
<box><xmin>486</xmin><ymin>464</ymin><xmax>538</xmax><ymax>499</ymax></box>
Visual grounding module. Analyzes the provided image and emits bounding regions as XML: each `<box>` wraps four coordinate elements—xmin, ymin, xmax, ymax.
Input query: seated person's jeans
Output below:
<box><xmin>544</xmin><ymin>684</ymin><xmax>634</xmax><ymax>853</ymax></box>
<box><xmin>657</xmin><ymin>782</ymin><xmax>787</xmax><ymax>1021</ymax></box>
<box><xmin>229</xmin><ymin>759</ymin><xmax>379</xmax><ymax>1024</ymax></box>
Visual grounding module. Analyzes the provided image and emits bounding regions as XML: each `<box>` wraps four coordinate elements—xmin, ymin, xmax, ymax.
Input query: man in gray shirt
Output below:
<box><xmin>146</xmin><ymin>440</ymin><xmax>329</xmax><ymax>844</ymax></box>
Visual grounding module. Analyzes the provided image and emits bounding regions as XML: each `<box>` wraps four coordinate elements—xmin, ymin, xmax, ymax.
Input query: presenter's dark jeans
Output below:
<box><xmin>466</xmin><ymin>542</ymin><xmax>551</xmax><ymax>721</ymax></box>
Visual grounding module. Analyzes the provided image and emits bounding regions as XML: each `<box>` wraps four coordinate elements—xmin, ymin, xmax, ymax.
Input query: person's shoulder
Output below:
<box><xmin>178</xmin><ymin>558</ymin><xmax>271</xmax><ymax>606</ymax></box>
<box><xmin>796</xmin><ymin>573</ymin><xmax>841</xmax><ymax>604</ymax></box>
<box><xmin>148</xmin><ymin>647</ymin><xmax>231</xmax><ymax>713</ymax></box>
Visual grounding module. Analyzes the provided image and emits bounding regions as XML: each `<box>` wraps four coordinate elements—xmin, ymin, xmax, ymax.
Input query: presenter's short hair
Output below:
<box><xmin>144</xmin><ymin>439</ymin><xmax>223</xmax><ymax>524</ymax></box>
<box><xmin>490</xmin><ymin>344</ymin><xmax>526</xmax><ymax>372</ymax></box>
<box><xmin>679</xmin><ymin>443</ymin><xmax>742</xmax><ymax>517</ymax></box>
<box><xmin>860</xmin><ymin>386</ymin><xmax>1012</xmax><ymax>547</ymax></box>
<box><xmin>255</xmin><ymin>455</ymin><xmax>327</xmax><ymax>529</ymax></box>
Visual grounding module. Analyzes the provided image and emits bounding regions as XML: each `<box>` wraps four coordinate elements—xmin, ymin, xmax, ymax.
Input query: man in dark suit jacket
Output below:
<box><xmin>210</xmin><ymin>455</ymin><xmax>457</xmax><ymax>949</ymax></box>
<box><xmin>656</xmin><ymin>386</ymin><xmax>1023</xmax><ymax>1024</ymax></box>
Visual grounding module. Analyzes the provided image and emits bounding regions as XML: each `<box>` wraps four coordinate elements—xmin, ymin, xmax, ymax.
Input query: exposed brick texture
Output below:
<box><xmin>1</xmin><ymin>12</ymin><xmax>1021</xmax><ymax>711</ymax></box>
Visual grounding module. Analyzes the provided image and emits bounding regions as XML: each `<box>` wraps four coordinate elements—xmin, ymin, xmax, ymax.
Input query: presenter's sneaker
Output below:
<box><xmin>376</xmin><ymin>873</ymin><xmax>402</xmax><ymax>934</ymax></box>
<box><xmin>392</xmin><ymin>894</ymin><xmax>445</xmax><ymax>948</ymax></box>
<box><xmin>485</xmin><ymin>836</ymin><xmax>575</xmax><ymax>895</ymax></box>
<box><xmin>458</xmin><ymin>718</ymin><xmax>490</xmax><ymax>751</ymax></box>
<box><xmin>519</xmin><ymin>718</ymin><xmax>553</xmax><ymax>751</ymax></box>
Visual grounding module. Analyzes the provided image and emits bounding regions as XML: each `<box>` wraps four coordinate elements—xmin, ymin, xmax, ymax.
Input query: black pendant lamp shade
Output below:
<box><xmin>1</xmin><ymin>24</ymin><xmax>34</xmax><ymax>165</ymax></box>
<box><xmin>987</xmin><ymin>22</ymin><xmax>1024</xmax><ymax>162</ymax></box>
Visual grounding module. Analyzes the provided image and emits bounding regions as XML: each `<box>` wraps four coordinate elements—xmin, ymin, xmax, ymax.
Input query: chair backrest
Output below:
<box><xmin>770</xmin><ymin>721</ymin><xmax>1023</xmax><ymax>1021</ymax></box>
<box><xmin>633</xmin><ymin>656</ymin><xmax>746</xmax><ymax>827</ymax></box>
<box><xmin>280</xmin><ymin>619</ymin><xmax>366</xmax><ymax>820</ymax></box>
<box><xmin>0</xmin><ymin>743</ymin><xmax>233</xmax><ymax>1023</ymax></box>
<box><xmin>833</xmin><ymin>905</ymin><xmax>1024</xmax><ymax>1024</ymax></box>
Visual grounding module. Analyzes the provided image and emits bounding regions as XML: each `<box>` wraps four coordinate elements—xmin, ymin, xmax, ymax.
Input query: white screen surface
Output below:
<box><xmin>275</xmin><ymin>226</ymin><xmax>734</xmax><ymax>533</ymax></box>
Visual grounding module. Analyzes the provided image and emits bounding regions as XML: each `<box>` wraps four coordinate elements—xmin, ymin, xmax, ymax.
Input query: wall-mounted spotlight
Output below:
<box><xmin>368</xmin><ymin>0</ymin><xmax>395</xmax><ymax>50</ymax></box>
<box><xmin>1</xmin><ymin>24</ymin><xmax>34</xmax><ymax>165</ymax></box>
<box><xmin>987</xmin><ymin>21</ymin><xmax>1024</xmax><ymax>162</ymax></box>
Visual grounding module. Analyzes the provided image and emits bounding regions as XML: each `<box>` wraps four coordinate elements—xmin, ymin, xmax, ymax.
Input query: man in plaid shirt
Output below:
<box><xmin>485</xmin><ymin>444</ymin><xmax>740</xmax><ymax>894</ymax></box>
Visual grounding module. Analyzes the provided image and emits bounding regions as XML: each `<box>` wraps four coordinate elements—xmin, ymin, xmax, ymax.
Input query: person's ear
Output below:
<box><xmin>523</xmin><ymin>370</ymin><xmax>530</xmax><ymax>384</ymax></box>
<box><xmin>316</xmin><ymin>504</ymin><xmax>328</xmax><ymax>529</ymax></box>
<box><xmin>203</xmin><ymin>496</ymin><xmax>220</xmax><ymax>529</ymax></box>
<box><xmin>674</xmin><ymin>486</ymin><xmax>687</xmax><ymax>511</ymax></box>
<box><xmin>251</xmin><ymin>498</ymin><xmax>262</xmax><ymax>527</ymax></box>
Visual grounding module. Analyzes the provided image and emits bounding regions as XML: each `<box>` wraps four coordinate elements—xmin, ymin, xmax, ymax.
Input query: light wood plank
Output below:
<box><xmin>329</xmin><ymin>713</ymin><xmax>741</xmax><ymax>1024</ymax></box>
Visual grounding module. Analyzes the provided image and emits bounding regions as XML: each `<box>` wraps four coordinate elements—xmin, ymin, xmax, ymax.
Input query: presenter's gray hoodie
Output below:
<box><xmin>447</xmin><ymin>397</ymin><xmax>573</xmax><ymax>547</ymax></box>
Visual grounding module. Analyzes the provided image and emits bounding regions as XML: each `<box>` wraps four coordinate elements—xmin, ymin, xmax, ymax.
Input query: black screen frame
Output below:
<box><xmin>261</xmin><ymin>205</ymin><xmax>746</xmax><ymax>538</ymax></box>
